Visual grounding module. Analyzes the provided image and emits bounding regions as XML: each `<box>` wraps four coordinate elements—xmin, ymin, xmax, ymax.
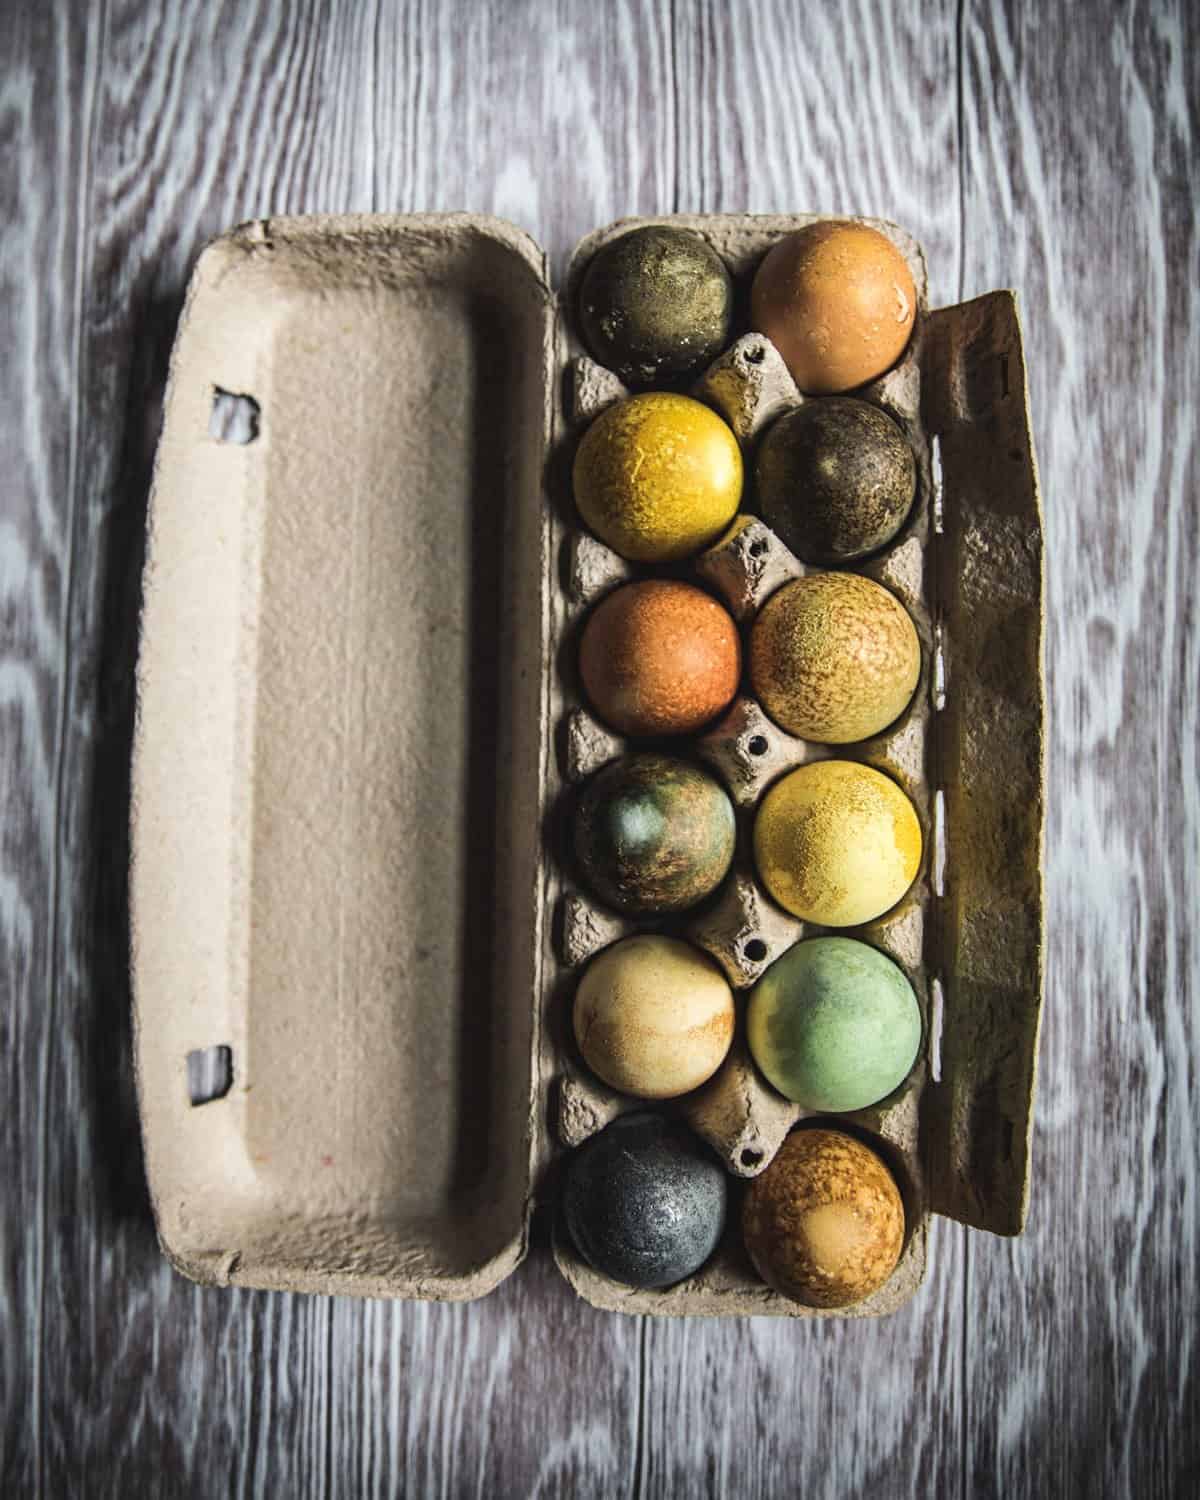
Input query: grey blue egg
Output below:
<box><xmin>562</xmin><ymin>1112</ymin><xmax>728</xmax><ymax>1288</ymax></box>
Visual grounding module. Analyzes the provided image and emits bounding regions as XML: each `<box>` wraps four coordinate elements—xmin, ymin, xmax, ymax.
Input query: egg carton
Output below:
<box><xmin>132</xmin><ymin>213</ymin><xmax>1043</xmax><ymax>1317</ymax></box>
<box><xmin>549</xmin><ymin>217</ymin><xmax>940</xmax><ymax>1317</ymax></box>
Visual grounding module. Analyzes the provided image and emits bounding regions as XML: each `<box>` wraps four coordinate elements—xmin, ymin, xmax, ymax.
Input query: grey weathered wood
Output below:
<box><xmin>34</xmin><ymin>2</ymin><xmax>363</xmax><ymax>1494</ymax></box>
<box><xmin>957</xmin><ymin>2</ymin><xmax>1199</xmax><ymax>1495</ymax></box>
<box><xmin>1</xmin><ymin>0</ymin><xmax>1196</xmax><ymax>1495</ymax></box>
<box><xmin>0</xmin><ymin>5</ymin><xmax>105</xmax><ymax>1494</ymax></box>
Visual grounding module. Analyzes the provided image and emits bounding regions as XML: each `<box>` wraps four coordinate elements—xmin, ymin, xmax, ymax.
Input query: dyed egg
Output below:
<box><xmin>756</xmin><ymin>399</ymin><xmax>916</xmax><ymax>563</ymax></box>
<box><xmin>579</xmin><ymin>225</ymin><xmax>734</xmax><ymax>387</ymax></box>
<box><xmin>753</xmin><ymin>760</ymin><xmax>921</xmax><ymax>926</ymax></box>
<box><xmin>563</xmin><ymin>1112</ymin><xmax>728</xmax><ymax>1288</ymax></box>
<box><xmin>580</xmin><ymin>579</ymin><xmax>740</xmax><ymax>736</ymax></box>
<box><xmin>747</xmin><ymin>937</ymin><xmax>921</xmax><ymax>1111</ymax></box>
<box><xmin>742</xmin><ymin>1127</ymin><xmax>905</xmax><ymax>1307</ymax></box>
<box><xmin>573</xmin><ymin>754</ymin><xmax>735</xmax><ymax>914</ymax></box>
<box><xmin>573</xmin><ymin>393</ymin><xmax>742</xmax><ymax>562</ymax></box>
<box><xmin>750</xmin><ymin>574</ymin><xmax>920</xmax><ymax>743</ymax></box>
<box><xmin>574</xmin><ymin>935</ymin><xmax>735</xmax><ymax>1099</ymax></box>
<box><xmin>750</xmin><ymin>221</ymin><xmax>917</xmax><ymax>394</ymax></box>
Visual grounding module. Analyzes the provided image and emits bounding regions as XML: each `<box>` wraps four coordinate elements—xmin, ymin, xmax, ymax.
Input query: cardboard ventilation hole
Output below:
<box><xmin>132</xmin><ymin>213</ymin><xmax>1044</xmax><ymax>1316</ymax></box>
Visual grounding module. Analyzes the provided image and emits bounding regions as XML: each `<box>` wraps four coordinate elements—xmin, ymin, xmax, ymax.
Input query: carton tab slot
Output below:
<box><xmin>209</xmin><ymin>388</ymin><xmax>260</xmax><ymax>444</ymax></box>
<box><xmin>187</xmin><ymin>1046</ymin><xmax>233</xmax><ymax>1106</ymax></box>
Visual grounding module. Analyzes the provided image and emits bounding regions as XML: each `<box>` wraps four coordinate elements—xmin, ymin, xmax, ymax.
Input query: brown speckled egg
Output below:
<box><xmin>750</xmin><ymin>573</ymin><xmax>920</xmax><ymax>743</ymax></box>
<box><xmin>580</xmin><ymin>580</ymin><xmax>741</xmax><ymax>737</ymax></box>
<box><xmin>750</xmin><ymin>222</ymin><xmax>917</xmax><ymax>394</ymax></box>
<box><xmin>742</xmin><ymin>1127</ymin><xmax>905</xmax><ymax>1308</ymax></box>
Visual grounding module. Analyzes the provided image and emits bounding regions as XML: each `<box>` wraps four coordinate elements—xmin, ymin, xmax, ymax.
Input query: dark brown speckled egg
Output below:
<box><xmin>755</xmin><ymin>398</ymin><xmax>916</xmax><ymax>564</ymax></box>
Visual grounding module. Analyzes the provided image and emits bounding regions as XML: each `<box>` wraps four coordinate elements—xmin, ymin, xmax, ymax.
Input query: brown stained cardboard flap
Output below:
<box><xmin>921</xmin><ymin>291</ymin><xmax>1046</xmax><ymax>1235</ymax></box>
<box><xmin>131</xmin><ymin>215</ymin><xmax>555</xmax><ymax>1298</ymax></box>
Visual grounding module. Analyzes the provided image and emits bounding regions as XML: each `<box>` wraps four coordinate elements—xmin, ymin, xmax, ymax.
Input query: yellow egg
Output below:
<box><xmin>753</xmin><ymin>760</ymin><xmax>921</xmax><ymax>926</ymax></box>
<box><xmin>750</xmin><ymin>573</ymin><xmax>920</xmax><ymax>743</ymax></box>
<box><xmin>573</xmin><ymin>393</ymin><xmax>743</xmax><ymax>562</ymax></box>
<box><xmin>574</xmin><ymin>934</ymin><xmax>735</xmax><ymax>1099</ymax></box>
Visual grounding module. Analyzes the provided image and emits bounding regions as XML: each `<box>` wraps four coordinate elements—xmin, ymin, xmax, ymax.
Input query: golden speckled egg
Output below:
<box><xmin>753</xmin><ymin>759</ymin><xmax>921</xmax><ymax>926</ymax></box>
<box><xmin>574</xmin><ymin>935</ymin><xmax>735</xmax><ymax>1099</ymax></box>
<box><xmin>743</xmin><ymin>1127</ymin><xmax>905</xmax><ymax>1307</ymax></box>
<box><xmin>573</xmin><ymin>393</ymin><xmax>742</xmax><ymax>562</ymax></box>
<box><xmin>750</xmin><ymin>574</ymin><xmax>920</xmax><ymax>743</ymax></box>
<box><xmin>750</xmin><ymin>222</ymin><xmax>917</xmax><ymax>395</ymax></box>
<box><xmin>580</xmin><ymin>580</ymin><xmax>741</xmax><ymax>737</ymax></box>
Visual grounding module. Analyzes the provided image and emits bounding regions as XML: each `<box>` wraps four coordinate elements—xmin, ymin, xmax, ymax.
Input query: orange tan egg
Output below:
<box><xmin>750</xmin><ymin>573</ymin><xmax>920</xmax><ymax>744</ymax></box>
<box><xmin>742</xmin><ymin>1127</ymin><xmax>905</xmax><ymax>1308</ymax></box>
<box><xmin>750</xmin><ymin>221</ymin><xmax>917</xmax><ymax>395</ymax></box>
<box><xmin>580</xmin><ymin>579</ymin><xmax>741</xmax><ymax>737</ymax></box>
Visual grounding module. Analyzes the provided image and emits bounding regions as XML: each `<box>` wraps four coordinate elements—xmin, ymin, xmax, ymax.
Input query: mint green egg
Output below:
<box><xmin>747</xmin><ymin>937</ymin><xmax>921</xmax><ymax>1111</ymax></box>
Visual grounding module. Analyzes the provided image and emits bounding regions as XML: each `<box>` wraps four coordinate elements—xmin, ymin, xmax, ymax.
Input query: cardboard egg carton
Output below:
<box><xmin>132</xmin><ymin>212</ymin><xmax>1044</xmax><ymax>1317</ymax></box>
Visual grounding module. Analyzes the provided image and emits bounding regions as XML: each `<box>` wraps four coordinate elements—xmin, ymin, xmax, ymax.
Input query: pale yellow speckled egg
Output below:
<box><xmin>750</xmin><ymin>573</ymin><xmax>920</xmax><ymax>744</ymax></box>
<box><xmin>574</xmin><ymin>934</ymin><xmax>735</xmax><ymax>1099</ymax></box>
<box><xmin>753</xmin><ymin>760</ymin><xmax>922</xmax><ymax>926</ymax></box>
<box><xmin>573</xmin><ymin>393</ymin><xmax>743</xmax><ymax>562</ymax></box>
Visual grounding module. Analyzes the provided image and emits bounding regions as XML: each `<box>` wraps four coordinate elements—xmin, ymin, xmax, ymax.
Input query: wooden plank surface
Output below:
<box><xmin>0</xmin><ymin>0</ymin><xmax>1195</xmax><ymax>1496</ymax></box>
<box><xmin>958</xmin><ymin>3</ymin><xmax>1199</xmax><ymax>1496</ymax></box>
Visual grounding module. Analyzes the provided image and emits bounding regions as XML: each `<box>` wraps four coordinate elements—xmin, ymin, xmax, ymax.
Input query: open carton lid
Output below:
<box><xmin>131</xmin><ymin>214</ymin><xmax>1044</xmax><ymax>1310</ymax></box>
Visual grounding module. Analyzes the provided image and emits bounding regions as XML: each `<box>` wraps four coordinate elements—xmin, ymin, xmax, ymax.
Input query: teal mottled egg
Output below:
<box><xmin>747</xmin><ymin>937</ymin><xmax>921</xmax><ymax>1111</ymax></box>
<box><xmin>573</xmin><ymin>754</ymin><xmax>736</xmax><ymax>914</ymax></box>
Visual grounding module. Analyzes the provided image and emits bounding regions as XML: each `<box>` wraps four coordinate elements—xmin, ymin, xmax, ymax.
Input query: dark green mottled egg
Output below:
<box><xmin>573</xmin><ymin>754</ymin><xmax>736</xmax><ymax>915</ymax></box>
<box><xmin>755</xmin><ymin>398</ymin><xmax>917</xmax><ymax>563</ymax></box>
<box><xmin>579</xmin><ymin>226</ymin><xmax>734</xmax><ymax>387</ymax></box>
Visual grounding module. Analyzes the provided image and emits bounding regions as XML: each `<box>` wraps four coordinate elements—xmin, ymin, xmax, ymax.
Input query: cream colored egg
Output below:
<box><xmin>574</xmin><ymin>935</ymin><xmax>735</xmax><ymax>1099</ymax></box>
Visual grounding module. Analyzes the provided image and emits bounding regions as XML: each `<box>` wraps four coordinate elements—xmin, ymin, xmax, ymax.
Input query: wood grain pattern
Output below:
<box><xmin>0</xmin><ymin>0</ymin><xmax>1195</xmax><ymax>1495</ymax></box>
<box><xmin>958</xmin><ymin>2</ymin><xmax>1199</xmax><ymax>1495</ymax></box>
<box><xmin>38</xmin><ymin>2</ymin><xmax>360</xmax><ymax>1494</ymax></box>
<box><xmin>0</xmin><ymin>5</ymin><xmax>103</xmax><ymax>1493</ymax></box>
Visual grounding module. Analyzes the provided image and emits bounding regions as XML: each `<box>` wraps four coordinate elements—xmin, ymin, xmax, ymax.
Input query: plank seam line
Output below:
<box><xmin>954</xmin><ymin>3</ymin><xmax>970</xmax><ymax>1499</ymax></box>
<box><xmin>670</xmin><ymin>0</ymin><xmax>680</xmax><ymax>213</ymax></box>
<box><xmin>955</xmin><ymin>0</ymin><xmax>968</xmax><ymax>304</ymax></box>
<box><xmin>33</xmin><ymin>5</ymin><xmax>109</xmax><ymax>1496</ymax></box>
<box><xmin>369</xmin><ymin>0</ymin><xmax>381</xmax><ymax>212</ymax></box>
<box><xmin>630</xmin><ymin>1314</ymin><xmax>649</xmax><ymax>1500</ymax></box>
<box><xmin>324</xmin><ymin>1296</ymin><xmax>334</xmax><ymax>1500</ymax></box>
